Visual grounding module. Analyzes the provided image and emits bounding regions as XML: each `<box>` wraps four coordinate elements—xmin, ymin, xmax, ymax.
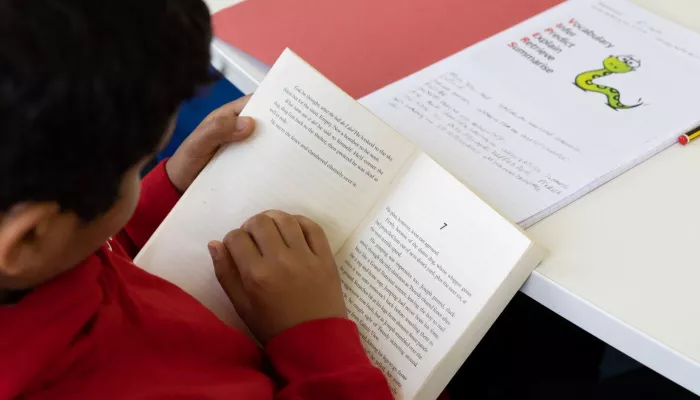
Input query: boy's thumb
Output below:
<box><xmin>226</xmin><ymin>116</ymin><xmax>255</xmax><ymax>141</ymax></box>
<box><xmin>209</xmin><ymin>241</ymin><xmax>250</xmax><ymax>314</ymax></box>
<box><xmin>206</xmin><ymin>115</ymin><xmax>255</xmax><ymax>142</ymax></box>
<box><xmin>182</xmin><ymin>115</ymin><xmax>256</xmax><ymax>160</ymax></box>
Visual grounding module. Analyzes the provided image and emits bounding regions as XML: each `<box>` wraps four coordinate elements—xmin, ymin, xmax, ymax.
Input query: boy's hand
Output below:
<box><xmin>166</xmin><ymin>95</ymin><xmax>255</xmax><ymax>192</ymax></box>
<box><xmin>209</xmin><ymin>211</ymin><xmax>347</xmax><ymax>344</ymax></box>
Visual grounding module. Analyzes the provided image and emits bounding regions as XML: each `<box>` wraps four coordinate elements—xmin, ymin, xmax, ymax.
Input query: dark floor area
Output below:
<box><xmin>447</xmin><ymin>293</ymin><xmax>697</xmax><ymax>399</ymax></box>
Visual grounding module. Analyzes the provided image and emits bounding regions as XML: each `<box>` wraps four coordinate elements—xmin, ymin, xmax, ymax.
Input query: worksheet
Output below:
<box><xmin>362</xmin><ymin>0</ymin><xmax>700</xmax><ymax>226</ymax></box>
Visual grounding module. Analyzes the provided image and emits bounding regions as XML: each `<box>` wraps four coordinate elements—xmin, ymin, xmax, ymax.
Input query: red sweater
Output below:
<box><xmin>0</xmin><ymin>161</ymin><xmax>393</xmax><ymax>400</ymax></box>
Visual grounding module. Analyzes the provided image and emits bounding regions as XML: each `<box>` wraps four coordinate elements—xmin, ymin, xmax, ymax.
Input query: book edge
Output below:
<box><xmin>412</xmin><ymin>242</ymin><xmax>545</xmax><ymax>400</ymax></box>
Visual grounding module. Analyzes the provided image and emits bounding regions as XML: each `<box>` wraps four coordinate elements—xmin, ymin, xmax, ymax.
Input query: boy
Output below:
<box><xmin>0</xmin><ymin>0</ymin><xmax>393</xmax><ymax>398</ymax></box>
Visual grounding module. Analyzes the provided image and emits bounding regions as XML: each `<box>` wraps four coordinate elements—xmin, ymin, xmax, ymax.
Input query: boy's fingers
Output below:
<box><xmin>264</xmin><ymin>210</ymin><xmax>309</xmax><ymax>250</ymax></box>
<box><xmin>209</xmin><ymin>240</ymin><xmax>251</xmax><ymax>315</ymax></box>
<box><xmin>242</xmin><ymin>214</ymin><xmax>286</xmax><ymax>256</ymax></box>
<box><xmin>294</xmin><ymin>215</ymin><xmax>333</xmax><ymax>258</ymax></box>
<box><xmin>223</xmin><ymin>229</ymin><xmax>262</xmax><ymax>272</ymax></box>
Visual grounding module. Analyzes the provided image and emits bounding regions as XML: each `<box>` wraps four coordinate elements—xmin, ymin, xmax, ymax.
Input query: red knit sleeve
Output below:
<box><xmin>266</xmin><ymin>318</ymin><xmax>394</xmax><ymax>400</ymax></box>
<box><xmin>115</xmin><ymin>160</ymin><xmax>181</xmax><ymax>257</ymax></box>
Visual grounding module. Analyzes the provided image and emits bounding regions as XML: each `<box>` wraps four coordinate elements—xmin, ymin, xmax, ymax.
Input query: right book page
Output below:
<box><xmin>361</xmin><ymin>0</ymin><xmax>700</xmax><ymax>227</ymax></box>
<box><xmin>335</xmin><ymin>152</ymin><xmax>543</xmax><ymax>400</ymax></box>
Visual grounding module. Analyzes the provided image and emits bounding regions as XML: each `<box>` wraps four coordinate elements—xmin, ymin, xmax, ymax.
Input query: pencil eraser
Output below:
<box><xmin>679</xmin><ymin>135</ymin><xmax>689</xmax><ymax>145</ymax></box>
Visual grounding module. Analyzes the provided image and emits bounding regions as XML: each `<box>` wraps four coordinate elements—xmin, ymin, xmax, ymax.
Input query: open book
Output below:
<box><xmin>135</xmin><ymin>49</ymin><xmax>544</xmax><ymax>400</ymax></box>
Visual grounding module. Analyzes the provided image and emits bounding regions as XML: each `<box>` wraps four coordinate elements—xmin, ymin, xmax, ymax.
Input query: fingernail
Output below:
<box><xmin>208</xmin><ymin>243</ymin><xmax>218</xmax><ymax>260</ymax></box>
<box><xmin>235</xmin><ymin>117</ymin><xmax>251</xmax><ymax>133</ymax></box>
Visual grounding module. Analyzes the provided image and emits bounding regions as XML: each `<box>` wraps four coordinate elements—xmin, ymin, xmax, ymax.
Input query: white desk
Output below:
<box><xmin>205</xmin><ymin>0</ymin><xmax>700</xmax><ymax>394</ymax></box>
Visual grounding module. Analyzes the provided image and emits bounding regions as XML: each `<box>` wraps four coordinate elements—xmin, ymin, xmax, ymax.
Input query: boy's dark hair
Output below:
<box><xmin>0</xmin><ymin>0</ymin><xmax>213</xmax><ymax>219</ymax></box>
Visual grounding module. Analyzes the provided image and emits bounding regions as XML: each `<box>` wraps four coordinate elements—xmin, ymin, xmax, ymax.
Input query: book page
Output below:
<box><xmin>361</xmin><ymin>0</ymin><xmax>700</xmax><ymax>226</ymax></box>
<box><xmin>335</xmin><ymin>153</ymin><xmax>536</xmax><ymax>399</ymax></box>
<box><xmin>135</xmin><ymin>49</ymin><xmax>416</xmax><ymax>327</ymax></box>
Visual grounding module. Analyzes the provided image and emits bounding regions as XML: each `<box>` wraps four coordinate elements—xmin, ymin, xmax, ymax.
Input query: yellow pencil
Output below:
<box><xmin>678</xmin><ymin>129</ymin><xmax>700</xmax><ymax>146</ymax></box>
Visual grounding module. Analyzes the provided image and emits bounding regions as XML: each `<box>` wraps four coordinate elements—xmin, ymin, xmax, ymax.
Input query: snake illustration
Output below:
<box><xmin>574</xmin><ymin>55</ymin><xmax>642</xmax><ymax>110</ymax></box>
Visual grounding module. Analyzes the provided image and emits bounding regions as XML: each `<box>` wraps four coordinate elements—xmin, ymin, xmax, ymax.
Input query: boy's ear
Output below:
<box><xmin>0</xmin><ymin>203</ymin><xmax>75</xmax><ymax>280</ymax></box>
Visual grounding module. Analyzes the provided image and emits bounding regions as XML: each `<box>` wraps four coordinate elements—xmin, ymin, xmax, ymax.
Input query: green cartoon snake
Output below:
<box><xmin>574</xmin><ymin>55</ymin><xmax>642</xmax><ymax>110</ymax></box>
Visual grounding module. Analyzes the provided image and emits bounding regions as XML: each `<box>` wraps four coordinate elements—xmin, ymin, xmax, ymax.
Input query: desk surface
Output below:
<box><xmin>205</xmin><ymin>0</ymin><xmax>700</xmax><ymax>394</ymax></box>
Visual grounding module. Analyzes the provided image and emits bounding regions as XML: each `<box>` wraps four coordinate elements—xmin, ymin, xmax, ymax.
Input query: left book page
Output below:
<box><xmin>135</xmin><ymin>49</ymin><xmax>416</xmax><ymax>328</ymax></box>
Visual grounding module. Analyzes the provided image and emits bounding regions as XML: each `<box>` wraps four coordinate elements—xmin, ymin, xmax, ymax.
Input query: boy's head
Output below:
<box><xmin>0</xmin><ymin>0</ymin><xmax>212</xmax><ymax>290</ymax></box>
